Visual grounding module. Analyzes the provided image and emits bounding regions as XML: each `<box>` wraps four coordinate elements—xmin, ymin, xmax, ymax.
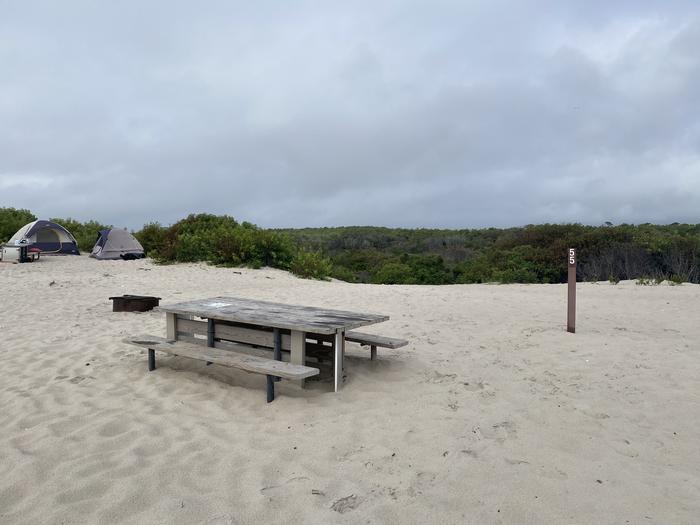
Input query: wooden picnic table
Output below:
<box><xmin>159</xmin><ymin>296</ymin><xmax>390</xmax><ymax>392</ymax></box>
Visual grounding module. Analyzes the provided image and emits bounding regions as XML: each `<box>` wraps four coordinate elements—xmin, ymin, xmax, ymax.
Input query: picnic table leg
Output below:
<box><xmin>273</xmin><ymin>328</ymin><xmax>282</xmax><ymax>382</ymax></box>
<box><xmin>370</xmin><ymin>345</ymin><xmax>377</xmax><ymax>361</ymax></box>
<box><xmin>148</xmin><ymin>349</ymin><xmax>156</xmax><ymax>371</ymax></box>
<box><xmin>333</xmin><ymin>331</ymin><xmax>345</xmax><ymax>393</ymax></box>
<box><xmin>206</xmin><ymin>318</ymin><xmax>215</xmax><ymax>365</ymax></box>
<box><xmin>266</xmin><ymin>375</ymin><xmax>275</xmax><ymax>402</ymax></box>
<box><xmin>166</xmin><ymin>313</ymin><xmax>177</xmax><ymax>340</ymax></box>
<box><xmin>290</xmin><ymin>330</ymin><xmax>306</xmax><ymax>389</ymax></box>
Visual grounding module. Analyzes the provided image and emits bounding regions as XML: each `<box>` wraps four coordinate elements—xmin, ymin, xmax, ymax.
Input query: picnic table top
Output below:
<box><xmin>159</xmin><ymin>296</ymin><xmax>389</xmax><ymax>334</ymax></box>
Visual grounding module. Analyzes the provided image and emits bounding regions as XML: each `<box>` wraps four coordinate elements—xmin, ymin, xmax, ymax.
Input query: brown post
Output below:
<box><xmin>567</xmin><ymin>248</ymin><xmax>576</xmax><ymax>333</ymax></box>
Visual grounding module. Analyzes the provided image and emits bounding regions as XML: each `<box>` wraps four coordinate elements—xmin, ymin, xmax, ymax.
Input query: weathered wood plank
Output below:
<box><xmin>177</xmin><ymin>318</ymin><xmax>332</xmax><ymax>353</ymax></box>
<box><xmin>345</xmin><ymin>331</ymin><xmax>408</xmax><ymax>349</ymax></box>
<box><xmin>123</xmin><ymin>335</ymin><xmax>320</xmax><ymax>380</ymax></box>
<box><xmin>304</xmin><ymin>332</ymin><xmax>335</xmax><ymax>344</ymax></box>
<box><xmin>291</xmin><ymin>330</ymin><xmax>306</xmax><ymax>388</ymax></box>
<box><xmin>176</xmin><ymin>333</ymin><xmax>336</xmax><ymax>367</ymax></box>
<box><xmin>176</xmin><ymin>333</ymin><xmax>219</xmax><ymax>347</ymax></box>
<box><xmin>176</xmin><ymin>317</ymin><xmax>207</xmax><ymax>336</ymax></box>
<box><xmin>215</xmin><ymin>323</ymin><xmax>292</xmax><ymax>350</ymax></box>
<box><xmin>176</xmin><ymin>335</ymin><xmax>299</xmax><ymax>364</ymax></box>
<box><xmin>333</xmin><ymin>331</ymin><xmax>344</xmax><ymax>393</ymax></box>
<box><xmin>166</xmin><ymin>313</ymin><xmax>177</xmax><ymax>340</ymax></box>
<box><xmin>159</xmin><ymin>297</ymin><xmax>389</xmax><ymax>334</ymax></box>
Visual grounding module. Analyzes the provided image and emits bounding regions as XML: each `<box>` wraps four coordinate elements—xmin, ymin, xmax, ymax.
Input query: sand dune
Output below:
<box><xmin>1</xmin><ymin>256</ymin><xmax>699</xmax><ymax>524</ymax></box>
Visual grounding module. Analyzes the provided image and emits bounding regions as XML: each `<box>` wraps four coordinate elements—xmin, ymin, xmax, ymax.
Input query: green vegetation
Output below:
<box><xmin>280</xmin><ymin>223</ymin><xmax>700</xmax><ymax>284</ymax></box>
<box><xmin>132</xmin><ymin>214</ymin><xmax>299</xmax><ymax>270</ymax></box>
<box><xmin>3</xmin><ymin>206</ymin><xmax>699</xmax><ymax>284</ymax></box>
<box><xmin>50</xmin><ymin>218</ymin><xmax>110</xmax><ymax>253</ymax></box>
<box><xmin>0</xmin><ymin>207</ymin><xmax>36</xmax><ymax>243</ymax></box>
<box><xmin>290</xmin><ymin>249</ymin><xmax>333</xmax><ymax>280</ymax></box>
<box><xmin>669</xmin><ymin>274</ymin><xmax>685</xmax><ymax>285</ymax></box>
<box><xmin>129</xmin><ymin>214</ymin><xmax>330</xmax><ymax>279</ymax></box>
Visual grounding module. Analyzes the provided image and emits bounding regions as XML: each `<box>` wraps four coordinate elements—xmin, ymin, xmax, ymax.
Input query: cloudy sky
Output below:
<box><xmin>1</xmin><ymin>1</ymin><xmax>699</xmax><ymax>229</ymax></box>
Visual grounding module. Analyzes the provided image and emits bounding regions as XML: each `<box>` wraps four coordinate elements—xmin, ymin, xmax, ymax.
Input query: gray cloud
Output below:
<box><xmin>1</xmin><ymin>1</ymin><xmax>698</xmax><ymax>229</ymax></box>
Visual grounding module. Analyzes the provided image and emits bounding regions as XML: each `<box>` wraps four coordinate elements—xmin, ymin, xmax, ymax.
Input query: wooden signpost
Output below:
<box><xmin>567</xmin><ymin>248</ymin><xmax>576</xmax><ymax>333</ymax></box>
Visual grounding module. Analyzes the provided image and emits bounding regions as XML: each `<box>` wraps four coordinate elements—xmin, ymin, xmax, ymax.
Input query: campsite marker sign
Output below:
<box><xmin>567</xmin><ymin>248</ymin><xmax>576</xmax><ymax>333</ymax></box>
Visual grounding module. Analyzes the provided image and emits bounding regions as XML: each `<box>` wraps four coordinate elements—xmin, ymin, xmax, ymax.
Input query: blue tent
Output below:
<box><xmin>8</xmin><ymin>220</ymin><xmax>80</xmax><ymax>255</ymax></box>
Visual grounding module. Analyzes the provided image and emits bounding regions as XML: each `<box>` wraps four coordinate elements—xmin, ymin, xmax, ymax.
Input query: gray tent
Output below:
<box><xmin>90</xmin><ymin>229</ymin><xmax>145</xmax><ymax>260</ymax></box>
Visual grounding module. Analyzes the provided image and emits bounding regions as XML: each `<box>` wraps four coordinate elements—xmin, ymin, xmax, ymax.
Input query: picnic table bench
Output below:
<box><xmin>344</xmin><ymin>331</ymin><xmax>408</xmax><ymax>360</ymax></box>
<box><xmin>124</xmin><ymin>335</ymin><xmax>319</xmax><ymax>402</ymax></box>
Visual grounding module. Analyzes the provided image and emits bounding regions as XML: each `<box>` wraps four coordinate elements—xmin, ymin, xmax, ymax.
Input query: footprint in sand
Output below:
<box><xmin>476</xmin><ymin>421</ymin><xmax>517</xmax><ymax>443</ymax></box>
<box><xmin>422</xmin><ymin>371</ymin><xmax>458</xmax><ymax>384</ymax></box>
<box><xmin>98</xmin><ymin>420</ymin><xmax>131</xmax><ymax>438</ymax></box>
<box><xmin>69</xmin><ymin>375</ymin><xmax>94</xmax><ymax>384</ymax></box>
<box><xmin>331</xmin><ymin>494</ymin><xmax>360</xmax><ymax>513</ymax></box>
<box><xmin>406</xmin><ymin>471</ymin><xmax>437</xmax><ymax>497</ymax></box>
<box><xmin>537</xmin><ymin>466</ymin><xmax>569</xmax><ymax>480</ymax></box>
<box><xmin>612</xmin><ymin>440</ymin><xmax>640</xmax><ymax>458</ymax></box>
<box><xmin>580</xmin><ymin>409</ymin><xmax>611</xmax><ymax>421</ymax></box>
<box><xmin>55</xmin><ymin>480</ymin><xmax>111</xmax><ymax>505</ymax></box>
<box><xmin>260</xmin><ymin>476</ymin><xmax>310</xmax><ymax>495</ymax></box>
<box><xmin>462</xmin><ymin>381</ymin><xmax>485</xmax><ymax>392</ymax></box>
<box><xmin>199</xmin><ymin>515</ymin><xmax>238</xmax><ymax>525</ymax></box>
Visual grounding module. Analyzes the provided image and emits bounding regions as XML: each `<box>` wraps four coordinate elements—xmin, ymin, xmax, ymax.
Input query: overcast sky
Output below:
<box><xmin>1</xmin><ymin>1</ymin><xmax>699</xmax><ymax>229</ymax></box>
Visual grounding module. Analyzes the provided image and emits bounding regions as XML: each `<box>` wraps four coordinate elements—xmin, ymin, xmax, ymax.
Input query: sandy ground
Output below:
<box><xmin>0</xmin><ymin>255</ymin><xmax>698</xmax><ymax>525</ymax></box>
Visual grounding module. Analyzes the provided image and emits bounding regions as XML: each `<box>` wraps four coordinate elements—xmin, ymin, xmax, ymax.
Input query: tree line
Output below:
<box><xmin>2</xmin><ymin>207</ymin><xmax>698</xmax><ymax>284</ymax></box>
<box><xmin>279</xmin><ymin>223</ymin><xmax>700</xmax><ymax>284</ymax></box>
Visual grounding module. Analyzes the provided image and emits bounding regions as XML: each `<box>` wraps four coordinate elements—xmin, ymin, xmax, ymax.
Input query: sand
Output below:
<box><xmin>0</xmin><ymin>256</ymin><xmax>698</xmax><ymax>524</ymax></box>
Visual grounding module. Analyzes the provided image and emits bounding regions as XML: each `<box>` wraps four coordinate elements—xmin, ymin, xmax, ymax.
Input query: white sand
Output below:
<box><xmin>1</xmin><ymin>256</ymin><xmax>699</xmax><ymax>524</ymax></box>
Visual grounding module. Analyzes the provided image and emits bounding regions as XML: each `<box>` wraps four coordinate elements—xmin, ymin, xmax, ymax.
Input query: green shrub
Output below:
<box><xmin>325</xmin><ymin>249</ymin><xmax>390</xmax><ymax>283</ymax></box>
<box><xmin>290</xmin><ymin>249</ymin><xmax>332</xmax><ymax>279</ymax></box>
<box><xmin>134</xmin><ymin>222</ymin><xmax>167</xmax><ymax>256</ymax></box>
<box><xmin>0</xmin><ymin>207</ymin><xmax>36</xmax><ymax>243</ymax></box>
<box><xmin>132</xmin><ymin>213</ymin><xmax>324</xmax><ymax>278</ymax></box>
<box><xmin>174</xmin><ymin>232</ymin><xmax>211</xmax><ymax>262</ymax></box>
<box><xmin>455</xmin><ymin>256</ymin><xmax>493</xmax><ymax>283</ymax></box>
<box><xmin>176</xmin><ymin>213</ymin><xmax>239</xmax><ymax>236</ymax></box>
<box><xmin>136</xmin><ymin>214</ymin><xmax>298</xmax><ymax>272</ymax></box>
<box><xmin>372</xmin><ymin>262</ymin><xmax>416</xmax><ymax>284</ymax></box>
<box><xmin>669</xmin><ymin>274</ymin><xmax>684</xmax><ymax>285</ymax></box>
<box><xmin>330</xmin><ymin>265</ymin><xmax>359</xmax><ymax>282</ymax></box>
<box><xmin>608</xmin><ymin>274</ymin><xmax>620</xmax><ymax>284</ymax></box>
<box><xmin>493</xmin><ymin>267</ymin><xmax>538</xmax><ymax>284</ymax></box>
<box><xmin>210</xmin><ymin>226</ymin><xmax>256</xmax><ymax>265</ymax></box>
<box><xmin>401</xmin><ymin>254</ymin><xmax>453</xmax><ymax>284</ymax></box>
<box><xmin>250</xmin><ymin>229</ymin><xmax>295</xmax><ymax>269</ymax></box>
<box><xmin>51</xmin><ymin>218</ymin><xmax>110</xmax><ymax>252</ymax></box>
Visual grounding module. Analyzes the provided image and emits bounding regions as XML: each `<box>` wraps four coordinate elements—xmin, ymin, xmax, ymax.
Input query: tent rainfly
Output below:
<box><xmin>7</xmin><ymin>220</ymin><xmax>80</xmax><ymax>255</ymax></box>
<box><xmin>90</xmin><ymin>229</ymin><xmax>145</xmax><ymax>260</ymax></box>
